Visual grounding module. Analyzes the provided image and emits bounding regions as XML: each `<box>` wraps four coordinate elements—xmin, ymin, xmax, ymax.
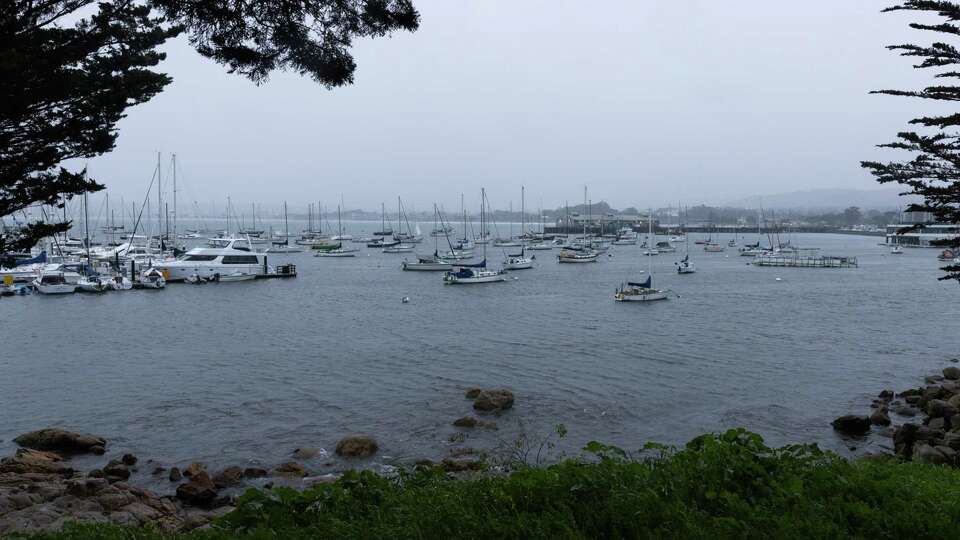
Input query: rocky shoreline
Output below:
<box><xmin>831</xmin><ymin>360</ymin><xmax>960</xmax><ymax>464</ymax></box>
<box><xmin>0</xmin><ymin>388</ymin><xmax>515</xmax><ymax>535</ymax></box>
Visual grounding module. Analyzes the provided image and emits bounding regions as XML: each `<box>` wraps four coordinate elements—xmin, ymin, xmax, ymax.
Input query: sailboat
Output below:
<box><xmin>266</xmin><ymin>202</ymin><xmax>304</xmax><ymax>253</ymax></box>
<box><xmin>403</xmin><ymin>205</ymin><xmax>454</xmax><ymax>271</ymax></box>
<box><xmin>676</xmin><ymin>206</ymin><xmax>696</xmax><ymax>274</ymax></box>
<box><xmin>615</xmin><ymin>210</ymin><xmax>670</xmax><ymax>302</ymax></box>
<box><xmin>315</xmin><ymin>206</ymin><xmax>358</xmax><ymax>257</ymax></box>
<box><xmin>558</xmin><ymin>187</ymin><xmax>599</xmax><ymax>263</ymax></box>
<box><xmin>373</xmin><ymin>202</ymin><xmax>394</xmax><ymax>236</ymax></box>
<box><xmin>443</xmin><ymin>189</ymin><xmax>508</xmax><ymax>284</ymax></box>
<box><xmin>503</xmin><ymin>186</ymin><xmax>534</xmax><ymax>270</ymax></box>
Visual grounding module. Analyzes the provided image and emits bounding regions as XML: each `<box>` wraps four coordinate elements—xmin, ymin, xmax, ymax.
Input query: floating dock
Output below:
<box><xmin>258</xmin><ymin>264</ymin><xmax>297</xmax><ymax>279</ymax></box>
<box><xmin>753</xmin><ymin>254</ymin><xmax>857</xmax><ymax>268</ymax></box>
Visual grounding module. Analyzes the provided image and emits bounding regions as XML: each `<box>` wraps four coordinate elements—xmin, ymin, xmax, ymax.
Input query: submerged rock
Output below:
<box><xmin>472</xmin><ymin>389</ymin><xmax>515</xmax><ymax>413</ymax></box>
<box><xmin>453</xmin><ymin>416</ymin><xmax>478</xmax><ymax>428</ymax></box>
<box><xmin>335</xmin><ymin>435</ymin><xmax>379</xmax><ymax>458</ymax></box>
<box><xmin>830</xmin><ymin>415</ymin><xmax>871</xmax><ymax>435</ymax></box>
<box><xmin>271</xmin><ymin>462</ymin><xmax>306</xmax><ymax>477</ymax></box>
<box><xmin>13</xmin><ymin>428</ymin><xmax>106</xmax><ymax>454</ymax></box>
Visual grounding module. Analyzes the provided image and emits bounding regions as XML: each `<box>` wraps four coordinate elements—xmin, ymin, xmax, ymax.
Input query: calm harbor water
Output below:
<box><xmin>2</xmin><ymin>228</ymin><xmax>958</xmax><ymax>485</ymax></box>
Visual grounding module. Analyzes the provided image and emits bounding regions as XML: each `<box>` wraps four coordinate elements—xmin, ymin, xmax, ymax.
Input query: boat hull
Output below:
<box><xmin>402</xmin><ymin>261</ymin><xmax>452</xmax><ymax>271</ymax></box>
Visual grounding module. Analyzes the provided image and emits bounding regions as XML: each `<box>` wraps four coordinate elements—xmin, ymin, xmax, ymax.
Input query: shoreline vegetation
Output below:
<box><xmin>5</xmin><ymin>371</ymin><xmax>960</xmax><ymax>539</ymax></box>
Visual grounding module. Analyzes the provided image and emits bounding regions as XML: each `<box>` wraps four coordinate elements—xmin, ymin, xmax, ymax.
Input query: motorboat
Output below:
<box><xmin>32</xmin><ymin>270</ymin><xmax>76</xmax><ymax>294</ymax></box>
<box><xmin>557</xmin><ymin>247</ymin><xmax>598</xmax><ymax>263</ymax></box>
<box><xmin>138</xmin><ymin>268</ymin><xmax>166</xmax><ymax>289</ymax></box>
<box><xmin>217</xmin><ymin>271</ymin><xmax>257</xmax><ymax>282</ymax></box>
<box><xmin>676</xmin><ymin>255</ymin><xmax>696</xmax><ymax>274</ymax></box>
<box><xmin>151</xmin><ymin>237</ymin><xmax>266</xmax><ymax>281</ymax></box>
<box><xmin>890</xmin><ymin>245</ymin><xmax>904</xmax><ymax>255</ymax></box>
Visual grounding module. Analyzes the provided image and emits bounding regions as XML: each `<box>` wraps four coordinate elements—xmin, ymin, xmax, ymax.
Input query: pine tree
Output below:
<box><xmin>862</xmin><ymin>1</ymin><xmax>960</xmax><ymax>281</ymax></box>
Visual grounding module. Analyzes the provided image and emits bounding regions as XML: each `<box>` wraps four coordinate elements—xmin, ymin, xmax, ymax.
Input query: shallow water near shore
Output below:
<box><xmin>2</xmin><ymin>230</ymin><xmax>957</xmax><ymax>489</ymax></box>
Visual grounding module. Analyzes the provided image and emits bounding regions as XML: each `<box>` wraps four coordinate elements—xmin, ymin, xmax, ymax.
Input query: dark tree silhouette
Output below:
<box><xmin>862</xmin><ymin>1</ymin><xmax>960</xmax><ymax>281</ymax></box>
<box><xmin>1</xmin><ymin>1</ymin><xmax>418</xmax><ymax>259</ymax></box>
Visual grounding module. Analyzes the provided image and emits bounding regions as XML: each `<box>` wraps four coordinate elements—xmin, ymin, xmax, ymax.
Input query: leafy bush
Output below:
<box><xmin>16</xmin><ymin>429</ymin><xmax>960</xmax><ymax>539</ymax></box>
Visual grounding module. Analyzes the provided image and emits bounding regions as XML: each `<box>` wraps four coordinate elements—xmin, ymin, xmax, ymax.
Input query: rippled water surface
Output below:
<box><xmin>2</xmin><ymin>228</ymin><xmax>958</xmax><ymax>481</ymax></box>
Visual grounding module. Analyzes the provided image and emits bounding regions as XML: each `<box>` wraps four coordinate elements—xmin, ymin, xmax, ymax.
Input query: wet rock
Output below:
<box><xmin>0</xmin><ymin>449</ymin><xmax>72</xmax><ymax>475</ymax></box>
<box><xmin>944</xmin><ymin>431</ymin><xmax>960</xmax><ymax>451</ymax></box>
<box><xmin>929</xmin><ymin>417</ymin><xmax>946</xmax><ymax>431</ymax></box>
<box><xmin>121</xmin><ymin>454</ymin><xmax>137</xmax><ymax>466</ymax></box>
<box><xmin>878</xmin><ymin>389</ymin><xmax>894</xmax><ymax>400</ymax></box>
<box><xmin>13</xmin><ymin>428</ymin><xmax>107</xmax><ymax>454</ymax></box>
<box><xmin>335</xmin><ymin>435</ymin><xmax>379</xmax><ymax>458</ymax></box>
<box><xmin>926</xmin><ymin>399</ymin><xmax>957</xmax><ymax>419</ymax></box>
<box><xmin>183</xmin><ymin>463</ymin><xmax>205</xmax><ymax>478</ymax></box>
<box><xmin>944</xmin><ymin>366</ymin><xmax>960</xmax><ymax>380</ymax></box>
<box><xmin>937</xmin><ymin>445</ymin><xmax>958</xmax><ymax>463</ymax></box>
<box><xmin>292</xmin><ymin>447</ymin><xmax>320</xmax><ymax>460</ymax></box>
<box><xmin>102</xmin><ymin>460</ymin><xmax>130</xmax><ymax>482</ymax></box>
<box><xmin>925</xmin><ymin>375</ymin><xmax>944</xmax><ymax>385</ymax></box>
<box><xmin>891</xmin><ymin>403</ymin><xmax>918</xmax><ymax>417</ymax></box>
<box><xmin>870</xmin><ymin>407</ymin><xmax>891</xmax><ymax>426</ymax></box>
<box><xmin>941</xmin><ymin>380</ymin><xmax>960</xmax><ymax>395</ymax></box>
<box><xmin>242</xmin><ymin>467</ymin><xmax>267</xmax><ymax>479</ymax></box>
<box><xmin>212</xmin><ymin>467</ymin><xmax>243</xmax><ymax>488</ymax></box>
<box><xmin>948</xmin><ymin>394</ymin><xmax>960</xmax><ymax>409</ymax></box>
<box><xmin>88</xmin><ymin>469</ymin><xmax>104</xmax><ymax>478</ymax></box>
<box><xmin>830</xmin><ymin>415</ymin><xmax>871</xmax><ymax>435</ymax></box>
<box><xmin>465</xmin><ymin>388</ymin><xmax>482</xmax><ymax>399</ymax></box>
<box><xmin>151</xmin><ymin>466</ymin><xmax>166</xmax><ymax>476</ymax></box>
<box><xmin>176</xmin><ymin>471</ymin><xmax>217</xmax><ymax>507</ymax></box>
<box><xmin>168</xmin><ymin>467</ymin><xmax>182</xmax><ymax>482</ymax></box>
<box><xmin>453</xmin><ymin>416</ymin><xmax>478</xmax><ymax>428</ymax></box>
<box><xmin>915</xmin><ymin>443</ymin><xmax>948</xmax><ymax>465</ymax></box>
<box><xmin>271</xmin><ymin>462</ymin><xmax>306</xmax><ymax>477</ymax></box>
<box><xmin>473</xmin><ymin>389</ymin><xmax>515</xmax><ymax>413</ymax></box>
<box><xmin>894</xmin><ymin>423</ymin><xmax>919</xmax><ymax>459</ymax></box>
<box><xmin>905</xmin><ymin>395</ymin><xmax>921</xmax><ymax>405</ymax></box>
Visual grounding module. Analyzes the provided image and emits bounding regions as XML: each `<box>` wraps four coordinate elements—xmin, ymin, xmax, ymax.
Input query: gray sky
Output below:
<box><xmin>79</xmin><ymin>0</ymin><xmax>944</xmax><ymax>213</ymax></box>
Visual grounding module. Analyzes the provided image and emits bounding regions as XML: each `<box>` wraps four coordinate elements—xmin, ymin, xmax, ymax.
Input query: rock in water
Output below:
<box><xmin>103</xmin><ymin>459</ymin><xmax>130</xmax><ymax>482</ymax></box>
<box><xmin>453</xmin><ymin>416</ymin><xmax>479</xmax><ymax>428</ymax></box>
<box><xmin>0</xmin><ymin>448</ymin><xmax>72</xmax><ymax>475</ymax></box>
<box><xmin>830</xmin><ymin>415</ymin><xmax>871</xmax><ymax>435</ymax></box>
<box><xmin>292</xmin><ymin>447</ymin><xmax>320</xmax><ymax>460</ymax></box>
<box><xmin>169</xmin><ymin>466</ymin><xmax>182</xmax><ymax>482</ymax></box>
<box><xmin>335</xmin><ymin>434</ymin><xmax>379</xmax><ymax>458</ymax></box>
<box><xmin>183</xmin><ymin>462</ymin><xmax>206</xmax><ymax>478</ymax></box>
<box><xmin>243</xmin><ymin>467</ymin><xmax>268</xmax><ymax>479</ymax></box>
<box><xmin>465</xmin><ymin>388</ymin><xmax>482</xmax><ymax>399</ymax></box>
<box><xmin>176</xmin><ymin>470</ymin><xmax>218</xmax><ymax>507</ymax></box>
<box><xmin>944</xmin><ymin>366</ymin><xmax>960</xmax><ymax>380</ymax></box>
<box><xmin>121</xmin><ymin>453</ymin><xmax>138</xmax><ymax>466</ymax></box>
<box><xmin>870</xmin><ymin>407</ymin><xmax>891</xmax><ymax>426</ymax></box>
<box><xmin>472</xmin><ymin>389</ymin><xmax>515</xmax><ymax>412</ymax></box>
<box><xmin>213</xmin><ymin>466</ymin><xmax>244</xmax><ymax>488</ymax></box>
<box><xmin>271</xmin><ymin>462</ymin><xmax>307</xmax><ymax>477</ymax></box>
<box><xmin>13</xmin><ymin>428</ymin><xmax>106</xmax><ymax>454</ymax></box>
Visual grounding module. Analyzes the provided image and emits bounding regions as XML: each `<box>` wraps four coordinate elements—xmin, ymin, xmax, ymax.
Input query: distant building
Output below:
<box><xmin>886</xmin><ymin>220</ymin><xmax>959</xmax><ymax>247</ymax></box>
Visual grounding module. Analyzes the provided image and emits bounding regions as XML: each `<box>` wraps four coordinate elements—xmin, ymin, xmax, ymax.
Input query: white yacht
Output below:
<box><xmin>152</xmin><ymin>238</ymin><xmax>267</xmax><ymax>281</ymax></box>
<box><xmin>32</xmin><ymin>270</ymin><xmax>77</xmax><ymax>294</ymax></box>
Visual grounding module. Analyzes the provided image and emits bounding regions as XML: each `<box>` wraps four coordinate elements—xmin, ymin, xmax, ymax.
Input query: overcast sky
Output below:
<box><xmin>78</xmin><ymin>0</ymin><xmax>945</xmax><ymax>214</ymax></box>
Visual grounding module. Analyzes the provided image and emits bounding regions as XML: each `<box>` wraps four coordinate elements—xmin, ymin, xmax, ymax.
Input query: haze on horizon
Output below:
<box><xmin>73</xmin><ymin>0</ymin><xmax>943</xmax><ymax>214</ymax></box>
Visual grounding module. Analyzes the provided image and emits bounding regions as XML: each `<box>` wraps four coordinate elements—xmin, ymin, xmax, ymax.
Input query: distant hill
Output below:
<box><xmin>725</xmin><ymin>188</ymin><xmax>919</xmax><ymax>211</ymax></box>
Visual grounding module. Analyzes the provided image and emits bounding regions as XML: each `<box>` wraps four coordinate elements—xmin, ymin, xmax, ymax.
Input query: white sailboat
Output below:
<box><xmin>676</xmin><ymin>206</ymin><xmax>696</xmax><ymax>274</ymax></box>
<box><xmin>403</xmin><ymin>205</ymin><xmax>454</xmax><ymax>271</ymax></box>
<box><xmin>266</xmin><ymin>201</ymin><xmax>304</xmax><ymax>253</ymax></box>
<box><xmin>615</xmin><ymin>210</ymin><xmax>670</xmax><ymax>302</ymax></box>
<box><xmin>503</xmin><ymin>186</ymin><xmax>534</xmax><ymax>270</ymax></box>
<box><xmin>316</xmin><ymin>206</ymin><xmax>358</xmax><ymax>257</ymax></box>
<box><xmin>443</xmin><ymin>189</ymin><xmax>508</xmax><ymax>284</ymax></box>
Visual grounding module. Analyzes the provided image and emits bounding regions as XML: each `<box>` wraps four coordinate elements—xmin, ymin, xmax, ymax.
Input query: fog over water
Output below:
<box><xmin>68</xmin><ymin>1</ymin><xmax>946</xmax><ymax>212</ymax></box>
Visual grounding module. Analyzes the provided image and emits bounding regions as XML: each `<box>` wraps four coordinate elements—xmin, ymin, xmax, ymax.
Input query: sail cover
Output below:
<box><xmin>14</xmin><ymin>251</ymin><xmax>46</xmax><ymax>266</ymax></box>
<box><xmin>627</xmin><ymin>276</ymin><xmax>652</xmax><ymax>288</ymax></box>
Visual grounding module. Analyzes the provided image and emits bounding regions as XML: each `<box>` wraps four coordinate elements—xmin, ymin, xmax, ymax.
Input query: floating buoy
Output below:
<box><xmin>513</xmin><ymin>276</ymin><xmax>519</xmax><ymax>280</ymax></box>
<box><xmin>401</xmin><ymin>296</ymin><xmax>410</xmax><ymax>303</ymax></box>
<box><xmin>775</xmin><ymin>277</ymin><xmax>782</xmax><ymax>282</ymax></box>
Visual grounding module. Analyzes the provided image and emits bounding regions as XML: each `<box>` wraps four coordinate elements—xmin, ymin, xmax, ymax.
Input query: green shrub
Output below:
<box><xmin>15</xmin><ymin>429</ymin><xmax>960</xmax><ymax>540</ymax></box>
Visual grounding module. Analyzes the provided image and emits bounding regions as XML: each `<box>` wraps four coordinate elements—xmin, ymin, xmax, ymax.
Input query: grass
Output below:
<box><xmin>12</xmin><ymin>429</ymin><xmax>960</xmax><ymax>539</ymax></box>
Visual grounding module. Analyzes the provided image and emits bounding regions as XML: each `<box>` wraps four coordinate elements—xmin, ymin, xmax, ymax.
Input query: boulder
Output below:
<box><xmin>915</xmin><ymin>443</ymin><xmax>949</xmax><ymax>465</ymax></box>
<box><xmin>103</xmin><ymin>460</ymin><xmax>130</xmax><ymax>482</ymax></box>
<box><xmin>121</xmin><ymin>454</ymin><xmax>138</xmax><ymax>466</ymax></box>
<box><xmin>878</xmin><ymin>389</ymin><xmax>894</xmax><ymax>400</ymax></box>
<box><xmin>926</xmin><ymin>399</ymin><xmax>957</xmax><ymax>419</ymax></box>
<box><xmin>212</xmin><ymin>466</ymin><xmax>244</xmax><ymax>488</ymax></box>
<box><xmin>937</xmin><ymin>445</ymin><xmax>958</xmax><ymax>463</ymax></box>
<box><xmin>870</xmin><ymin>407</ymin><xmax>891</xmax><ymax>426</ymax></box>
<box><xmin>183</xmin><ymin>462</ymin><xmax>206</xmax><ymax>478</ymax></box>
<box><xmin>271</xmin><ymin>462</ymin><xmax>306</xmax><ymax>477</ymax></box>
<box><xmin>0</xmin><ymin>448</ymin><xmax>72</xmax><ymax>475</ymax></box>
<box><xmin>176</xmin><ymin>471</ymin><xmax>218</xmax><ymax>507</ymax></box>
<box><xmin>944</xmin><ymin>366</ymin><xmax>960</xmax><ymax>380</ymax></box>
<box><xmin>891</xmin><ymin>403</ymin><xmax>918</xmax><ymax>417</ymax></box>
<box><xmin>473</xmin><ymin>389</ymin><xmax>515</xmax><ymax>413</ymax></box>
<box><xmin>929</xmin><ymin>417</ymin><xmax>946</xmax><ymax>431</ymax></box>
<box><xmin>894</xmin><ymin>424</ymin><xmax>919</xmax><ymax>459</ymax></box>
<box><xmin>243</xmin><ymin>467</ymin><xmax>268</xmax><ymax>479</ymax></box>
<box><xmin>830</xmin><ymin>415</ymin><xmax>871</xmax><ymax>435</ymax></box>
<box><xmin>465</xmin><ymin>388</ymin><xmax>482</xmax><ymax>399</ymax></box>
<box><xmin>13</xmin><ymin>428</ymin><xmax>106</xmax><ymax>454</ymax></box>
<box><xmin>944</xmin><ymin>431</ymin><xmax>960</xmax><ymax>451</ymax></box>
<box><xmin>292</xmin><ymin>447</ymin><xmax>320</xmax><ymax>460</ymax></box>
<box><xmin>948</xmin><ymin>394</ymin><xmax>960</xmax><ymax>409</ymax></box>
<box><xmin>168</xmin><ymin>467</ymin><xmax>182</xmax><ymax>482</ymax></box>
<box><xmin>335</xmin><ymin>434</ymin><xmax>379</xmax><ymax>458</ymax></box>
<box><xmin>453</xmin><ymin>416</ymin><xmax>478</xmax><ymax>428</ymax></box>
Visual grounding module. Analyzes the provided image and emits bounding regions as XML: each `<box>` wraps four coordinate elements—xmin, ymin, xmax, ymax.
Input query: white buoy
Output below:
<box><xmin>775</xmin><ymin>277</ymin><xmax>782</xmax><ymax>282</ymax></box>
<box><xmin>401</xmin><ymin>296</ymin><xmax>410</xmax><ymax>303</ymax></box>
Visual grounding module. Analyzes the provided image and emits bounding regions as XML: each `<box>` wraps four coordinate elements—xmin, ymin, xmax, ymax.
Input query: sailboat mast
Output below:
<box><xmin>481</xmin><ymin>189</ymin><xmax>486</xmax><ymax>261</ymax></box>
<box><xmin>172</xmin><ymin>153</ymin><xmax>177</xmax><ymax>243</ymax></box>
<box><xmin>83</xmin><ymin>180</ymin><xmax>90</xmax><ymax>265</ymax></box>
<box><xmin>157</xmin><ymin>152</ymin><xmax>162</xmax><ymax>246</ymax></box>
